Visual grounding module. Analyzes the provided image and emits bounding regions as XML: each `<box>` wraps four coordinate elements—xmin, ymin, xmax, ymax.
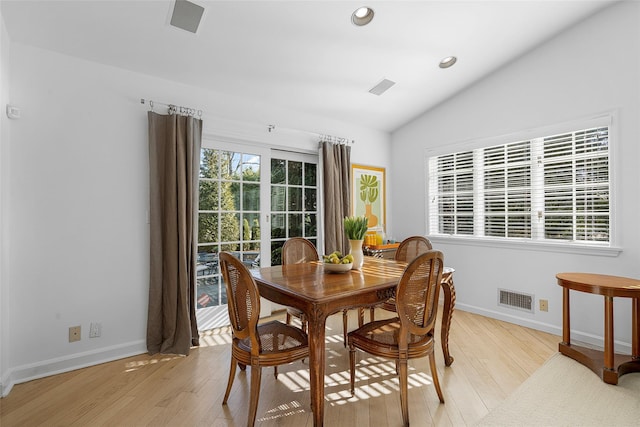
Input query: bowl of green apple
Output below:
<box><xmin>322</xmin><ymin>251</ymin><xmax>353</xmax><ymax>273</ymax></box>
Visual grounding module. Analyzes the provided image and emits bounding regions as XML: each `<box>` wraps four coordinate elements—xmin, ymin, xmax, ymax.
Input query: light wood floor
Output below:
<box><xmin>0</xmin><ymin>308</ymin><xmax>559</xmax><ymax>426</ymax></box>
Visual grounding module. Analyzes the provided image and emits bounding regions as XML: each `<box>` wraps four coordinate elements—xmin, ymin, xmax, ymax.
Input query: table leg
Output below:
<box><xmin>307</xmin><ymin>308</ymin><xmax>327</xmax><ymax>427</ymax></box>
<box><xmin>562</xmin><ymin>287</ymin><xmax>570</xmax><ymax>345</ymax></box>
<box><xmin>440</xmin><ymin>274</ymin><xmax>455</xmax><ymax>366</ymax></box>
<box><xmin>632</xmin><ymin>297</ymin><xmax>639</xmax><ymax>358</ymax></box>
<box><xmin>604</xmin><ymin>296</ymin><xmax>614</xmax><ymax>370</ymax></box>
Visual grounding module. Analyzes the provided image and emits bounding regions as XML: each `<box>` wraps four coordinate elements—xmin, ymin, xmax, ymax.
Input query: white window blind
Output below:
<box><xmin>428</xmin><ymin>124</ymin><xmax>610</xmax><ymax>245</ymax></box>
<box><xmin>541</xmin><ymin>127</ymin><xmax>609</xmax><ymax>242</ymax></box>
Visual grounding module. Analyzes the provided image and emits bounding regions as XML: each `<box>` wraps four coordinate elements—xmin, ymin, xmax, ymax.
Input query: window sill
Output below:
<box><xmin>427</xmin><ymin>235</ymin><xmax>622</xmax><ymax>257</ymax></box>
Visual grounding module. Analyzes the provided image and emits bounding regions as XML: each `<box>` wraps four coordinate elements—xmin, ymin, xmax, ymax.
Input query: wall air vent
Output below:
<box><xmin>170</xmin><ymin>0</ymin><xmax>205</xmax><ymax>34</ymax></box>
<box><xmin>369</xmin><ymin>78</ymin><xmax>396</xmax><ymax>96</ymax></box>
<box><xmin>498</xmin><ymin>289</ymin><xmax>534</xmax><ymax>313</ymax></box>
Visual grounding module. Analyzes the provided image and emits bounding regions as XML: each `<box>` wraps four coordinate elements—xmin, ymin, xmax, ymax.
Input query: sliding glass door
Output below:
<box><xmin>196</xmin><ymin>140</ymin><xmax>318</xmax><ymax>329</ymax></box>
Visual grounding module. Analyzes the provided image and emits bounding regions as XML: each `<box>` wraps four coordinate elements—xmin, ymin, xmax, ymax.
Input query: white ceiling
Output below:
<box><xmin>1</xmin><ymin>0</ymin><xmax>616</xmax><ymax>133</ymax></box>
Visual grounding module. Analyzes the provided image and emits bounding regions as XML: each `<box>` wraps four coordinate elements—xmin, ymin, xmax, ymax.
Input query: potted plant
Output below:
<box><xmin>343</xmin><ymin>215</ymin><xmax>368</xmax><ymax>269</ymax></box>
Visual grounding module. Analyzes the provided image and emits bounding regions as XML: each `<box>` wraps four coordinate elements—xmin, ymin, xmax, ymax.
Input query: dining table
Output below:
<box><xmin>251</xmin><ymin>257</ymin><xmax>456</xmax><ymax>426</ymax></box>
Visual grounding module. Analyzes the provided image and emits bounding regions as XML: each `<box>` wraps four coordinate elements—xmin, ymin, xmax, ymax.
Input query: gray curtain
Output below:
<box><xmin>321</xmin><ymin>141</ymin><xmax>351</xmax><ymax>255</ymax></box>
<box><xmin>147</xmin><ymin>111</ymin><xmax>202</xmax><ymax>355</ymax></box>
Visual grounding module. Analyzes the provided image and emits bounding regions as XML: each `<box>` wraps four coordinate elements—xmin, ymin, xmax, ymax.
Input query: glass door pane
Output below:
<box><xmin>197</xmin><ymin>148</ymin><xmax>262</xmax><ymax>312</ymax></box>
<box><xmin>269</xmin><ymin>154</ymin><xmax>318</xmax><ymax>265</ymax></box>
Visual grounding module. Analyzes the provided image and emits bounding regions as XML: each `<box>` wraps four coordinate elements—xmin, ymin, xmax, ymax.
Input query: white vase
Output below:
<box><xmin>349</xmin><ymin>239</ymin><xmax>364</xmax><ymax>270</ymax></box>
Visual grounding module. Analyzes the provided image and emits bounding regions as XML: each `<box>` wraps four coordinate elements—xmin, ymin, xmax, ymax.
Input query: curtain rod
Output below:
<box><xmin>141</xmin><ymin>98</ymin><xmax>354</xmax><ymax>144</ymax></box>
<box><xmin>141</xmin><ymin>98</ymin><xmax>202</xmax><ymax>118</ymax></box>
<box><xmin>267</xmin><ymin>125</ymin><xmax>355</xmax><ymax>145</ymax></box>
<box><xmin>317</xmin><ymin>134</ymin><xmax>355</xmax><ymax>145</ymax></box>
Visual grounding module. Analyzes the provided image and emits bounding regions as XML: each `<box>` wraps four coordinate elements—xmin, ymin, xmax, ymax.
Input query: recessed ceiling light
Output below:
<box><xmin>439</xmin><ymin>56</ymin><xmax>457</xmax><ymax>69</ymax></box>
<box><xmin>352</xmin><ymin>7</ymin><xmax>374</xmax><ymax>26</ymax></box>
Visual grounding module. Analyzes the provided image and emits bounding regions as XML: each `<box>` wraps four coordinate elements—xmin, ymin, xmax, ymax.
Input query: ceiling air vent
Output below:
<box><xmin>369</xmin><ymin>78</ymin><xmax>396</xmax><ymax>96</ymax></box>
<box><xmin>498</xmin><ymin>289</ymin><xmax>534</xmax><ymax>313</ymax></box>
<box><xmin>170</xmin><ymin>0</ymin><xmax>205</xmax><ymax>34</ymax></box>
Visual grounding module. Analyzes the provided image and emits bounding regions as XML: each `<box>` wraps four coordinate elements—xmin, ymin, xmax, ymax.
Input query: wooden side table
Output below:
<box><xmin>556</xmin><ymin>272</ymin><xmax>640</xmax><ymax>384</ymax></box>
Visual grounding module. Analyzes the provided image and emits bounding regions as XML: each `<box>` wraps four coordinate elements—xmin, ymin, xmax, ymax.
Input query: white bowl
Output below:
<box><xmin>323</xmin><ymin>262</ymin><xmax>353</xmax><ymax>273</ymax></box>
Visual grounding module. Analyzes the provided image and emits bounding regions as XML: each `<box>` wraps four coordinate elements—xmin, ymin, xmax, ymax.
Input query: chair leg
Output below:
<box><xmin>286</xmin><ymin>311</ymin><xmax>292</xmax><ymax>325</ymax></box>
<box><xmin>222</xmin><ymin>356</ymin><xmax>238</xmax><ymax>404</ymax></box>
<box><xmin>342</xmin><ymin>310</ymin><xmax>348</xmax><ymax>347</ymax></box>
<box><xmin>429</xmin><ymin>352</ymin><xmax>445</xmax><ymax>403</ymax></box>
<box><xmin>398</xmin><ymin>358</ymin><xmax>409</xmax><ymax>427</ymax></box>
<box><xmin>370</xmin><ymin>307</ymin><xmax>375</xmax><ymax>322</ymax></box>
<box><xmin>349</xmin><ymin>344</ymin><xmax>357</xmax><ymax>395</ymax></box>
<box><xmin>248</xmin><ymin>365</ymin><xmax>262</xmax><ymax>427</ymax></box>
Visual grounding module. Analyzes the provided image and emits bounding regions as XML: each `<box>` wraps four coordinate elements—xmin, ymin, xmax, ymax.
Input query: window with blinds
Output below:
<box><xmin>428</xmin><ymin>124</ymin><xmax>610</xmax><ymax>245</ymax></box>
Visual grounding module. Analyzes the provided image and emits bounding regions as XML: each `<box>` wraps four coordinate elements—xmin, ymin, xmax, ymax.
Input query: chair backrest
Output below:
<box><xmin>395</xmin><ymin>236</ymin><xmax>433</xmax><ymax>262</ymax></box>
<box><xmin>395</xmin><ymin>250</ymin><xmax>444</xmax><ymax>347</ymax></box>
<box><xmin>219</xmin><ymin>252</ymin><xmax>260</xmax><ymax>352</ymax></box>
<box><xmin>282</xmin><ymin>237</ymin><xmax>319</xmax><ymax>265</ymax></box>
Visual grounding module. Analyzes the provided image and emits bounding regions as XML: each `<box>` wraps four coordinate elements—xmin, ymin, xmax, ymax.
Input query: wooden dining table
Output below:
<box><xmin>252</xmin><ymin>257</ymin><xmax>456</xmax><ymax>426</ymax></box>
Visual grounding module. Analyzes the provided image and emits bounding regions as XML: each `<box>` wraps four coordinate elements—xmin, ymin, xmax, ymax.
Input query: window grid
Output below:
<box><xmin>197</xmin><ymin>149</ymin><xmax>262</xmax><ymax>309</ymax></box>
<box><xmin>270</xmin><ymin>158</ymin><xmax>318</xmax><ymax>265</ymax></box>
<box><xmin>428</xmin><ymin>125</ymin><xmax>610</xmax><ymax>245</ymax></box>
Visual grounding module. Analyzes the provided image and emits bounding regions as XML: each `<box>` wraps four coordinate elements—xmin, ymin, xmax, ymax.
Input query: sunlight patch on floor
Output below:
<box><xmin>123</xmin><ymin>355</ymin><xmax>183</xmax><ymax>372</ymax></box>
<box><xmin>258</xmin><ymin>400</ymin><xmax>306</xmax><ymax>422</ymax></box>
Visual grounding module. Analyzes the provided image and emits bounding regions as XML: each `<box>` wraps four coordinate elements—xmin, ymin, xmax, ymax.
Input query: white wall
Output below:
<box><xmin>1</xmin><ymin>40</ymin><xmax>390</xmax><ymax>394</ymax></box>
<box><xmin>0</xmin><ymin>7</ymin><xmax>10</xmax><ymax>396</ymax></box>
<box><xmin>391</xmin><ymin>1</ymin><xmax>640</xmax><ymax>348</ymax></box>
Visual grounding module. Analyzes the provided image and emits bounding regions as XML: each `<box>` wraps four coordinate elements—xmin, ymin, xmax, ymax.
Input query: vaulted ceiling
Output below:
<box><xmin>1</xmin><ymin>1</ymin><xmax>616</xmax><ymax>132</ymax></box>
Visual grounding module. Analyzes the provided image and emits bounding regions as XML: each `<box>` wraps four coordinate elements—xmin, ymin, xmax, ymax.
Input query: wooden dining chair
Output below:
<box><xmin>219</xmin><ymin>251</ymin><xmax>309</xmax><ymax>427</ymax></box>
<box><xmin>282</xmin><ymin>237</ymin><xmax>319</xmax><ymax>333</ymax></box>
<box><xmin>382</xmin><ymin>236</ymin><xmax>433</xmax><ymax>311</ymax></box>
<box><xmin>348</xmin><ymin>250</ymin><xmax>445</xmax><ymax>427</ymax></box>
<box><xmin>395</xmin><ymin>235</ymin><xmax>433</xmax><ymax>262</ymax></box>
<box><xmin>281</xmin><ymin>237</ymin><xmax>353</xmax><ymax>346</ymax></box>
<box><xmin>369</xmin><ymin>236</ymin><xmax>433</xmax><ymax>321</ymax></box>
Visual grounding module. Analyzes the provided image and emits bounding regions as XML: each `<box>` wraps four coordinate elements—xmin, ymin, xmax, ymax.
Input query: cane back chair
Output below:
<box><xmin>281</xmin><ymin>237</ymin><xmax>353</xmax><ymax>346</ymax></box>
<box><xmin>282</xmin><ymin>237</ymin><xmax>320</xmax><ymax>333</ymax></box>
<box><xmin>348</xmin><ymin>250</ymin><xmax>445</xmax><ymax>427</ymax></box>
<box><xmin>219</xmin><ymin>252</ymin><xmax>309</xmax><ymax>427</ymax></box>
<box><xmin>380</xmin><ymin>236</ymin><xmax>433</xmax><ymax>313</ymax></box>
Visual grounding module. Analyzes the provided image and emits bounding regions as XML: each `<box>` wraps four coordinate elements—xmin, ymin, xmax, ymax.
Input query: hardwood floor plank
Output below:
<box><xmin>0</xmin><ymin>308</ymin><xmax>558</xmax><ymax>426</ymax></box>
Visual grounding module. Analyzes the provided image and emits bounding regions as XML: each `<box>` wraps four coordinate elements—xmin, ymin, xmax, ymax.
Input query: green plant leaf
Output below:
<box><xmin>343</xmin><ymin>215</ymin><xmax>369</xmax><ymax>240</ymax></box>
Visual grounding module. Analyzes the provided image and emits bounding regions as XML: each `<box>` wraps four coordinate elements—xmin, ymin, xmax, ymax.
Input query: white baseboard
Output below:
<box><xmin>1</xmin><ymin>340</ymin><xmax>146</xmax><ymax>397</ymax></box>
<box><xmin>456</xmin><ymin>303</ymin><xmax>632</xmax><ymax>354</ymax></box>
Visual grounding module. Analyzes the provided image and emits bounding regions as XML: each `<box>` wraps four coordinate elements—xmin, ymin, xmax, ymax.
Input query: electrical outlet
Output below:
<box><xmin>69</xmin><ymin>326</ymin><xmax>81</xmax><ymax>342</ymax></box>
<box><xmin>539</xmin><ymin>299</ymin><xmax>549</xmax><ymax>312</ymax></box>
<box><xmin>89</xmin><ymin>322</ymin><xmax>102</xmax><ymax>338</ymax></box>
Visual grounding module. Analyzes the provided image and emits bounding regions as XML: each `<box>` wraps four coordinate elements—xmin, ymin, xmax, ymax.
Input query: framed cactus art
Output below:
<box><xmin>351</xmin><ymin>164</ymin><xmax>386</xmax><ymax>232</ymax></box>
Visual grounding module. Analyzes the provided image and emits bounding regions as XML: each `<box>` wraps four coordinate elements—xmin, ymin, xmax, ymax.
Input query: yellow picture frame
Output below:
<box><xmin>351</xmin><ymin>164</ymin><xmax>386</xmax><ymax>231</ymax></box>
